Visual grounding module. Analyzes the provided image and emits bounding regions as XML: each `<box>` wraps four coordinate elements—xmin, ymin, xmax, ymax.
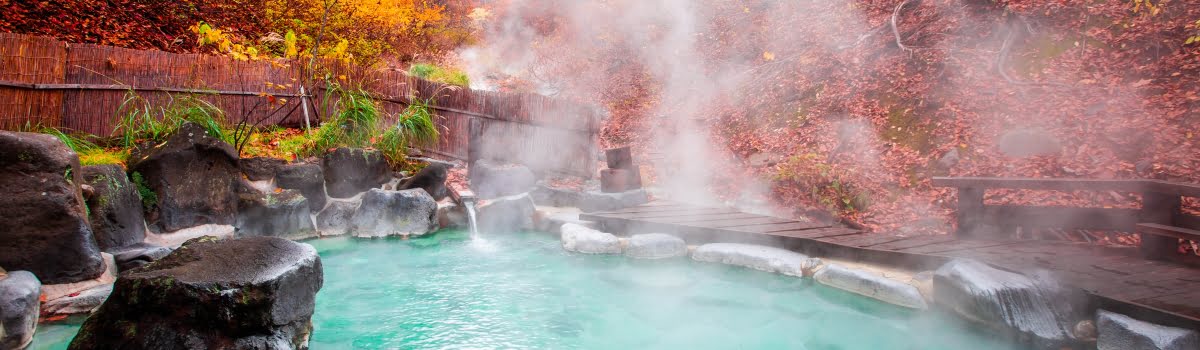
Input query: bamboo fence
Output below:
<box><xmin>0</xmin><ymin>33</ymin><xmax>601</xmax><ymax>177</ymax></box>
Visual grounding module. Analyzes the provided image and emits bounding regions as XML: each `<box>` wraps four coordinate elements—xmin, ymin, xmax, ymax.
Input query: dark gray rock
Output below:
<box><xmin>476</xmin><ymin>194</ymin><xmax>536</xmax><ymax>233</ymax></box>
<box><xmin>348</xmin><ymin>189</ymin><xmax>438</xmax><ymax>238</ymax></box>
<box><xmin>997</xmin><ymin>129</ymin><xmax>1061</xmax><ymax>157</ymax></box>
<box><xmin>236</xmin><ymin>189</ymin><xmax>316</xmax><ymax>240</ymax></box>
<box><xmin>240</xmin><ymin>157</ymin><xmax>286</xmax><ymax>182</ymax></box>
<box><xmin>82</xmin><ymin>164</ymin><xmax>147</xmax><ymax>251</ymax></box>
<box><xmin>578</xmin><ymin>189</ymin><xmax>649</xmax><ymax>213</ymax></box>
<box><xmin>933</xmin><ymin>259</ymin><xmax>1083</xmax><ymax>349</ymax></box>
<box><xmin>437</xmin><ymin>202</ymin><xmax>467</xmax><ymax>229</ymax></box>
<box><xmin>531</xmin><ymin>185</ymin><xmax>583</xmax><ymax>207</ymax></box>
<box><xmin>398</xmin><ymin>163</ymin><xmax>450</xmax><ymax>201</ymax></box>
<box><xmin>470</xmin><ymin>160</ymin><xmax>536</xmax><ymax>199</ymax></box>
<box><xmin>316</xmin><ymin>201</ymin><xmax>358</xmax><ymax>236</ymax></box>
<box><xmin>127</xmin><ymin>123</ymin><xmax>240</xmax><ymax>232</ymax></box>
<box><xmin>276</xmin><ymin>163</ymin><xmax>327</xmax><ymax>211</ymax></box>
<box><xmin>68</xmin><ymin>236</ymin><xmax>323</xmax><ymax>350</ymax></box>
<box><xmin>0</xmin><ymin>130</ymin><xmax>105</xmax><ymax>284</ymax></box>
<box><xmin>0</xmin><ymin>271</ymin><xmax>41</xmax><ymax>350</ymax></box>
<box><xmin>322</xmin><ymin>148</ymin><xmax>389</xmax><ymax>198</ymax></box>
<box><xmin>1097</xmin><ymin>310</ymin><xmax>1199</xmax><ymax>350</ymax></box>
<box><xmin>110</xmin><ymin>243</ymin><xmax>174</xmax><ymax>272</ymax></box>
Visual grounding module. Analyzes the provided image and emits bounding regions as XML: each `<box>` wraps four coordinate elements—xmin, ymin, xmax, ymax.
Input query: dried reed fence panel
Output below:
<box><xmin>0</xmin><ymin>33</ymin><xmax>67</xmax><ymax>130</ymax></box>
<box><xmin>63</xmin><ymin>42</ymin><xmax>307</xmax><ymax>135</ymax></box>
<box><xmin>0</xmin><ymin>33</ymin><xmax>601</xmax><ymax>176</ymax></box>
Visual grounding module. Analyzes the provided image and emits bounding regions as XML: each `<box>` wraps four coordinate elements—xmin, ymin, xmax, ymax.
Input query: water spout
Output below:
<box><xmin>459</xmin><ymin>191</ymin><xmax>480</xmax><ymax>239</ymax></box>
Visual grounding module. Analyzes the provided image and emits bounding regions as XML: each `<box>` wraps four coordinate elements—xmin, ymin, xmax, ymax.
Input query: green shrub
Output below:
<box><xmin>300</xmin><ymin>86</ymin><xmax>440</xmax><ymax>166</ymax></box>
<box><xmin>114</xmin><ymin>91</ymin><xmax>231</xmax><ymax>147</ymax></box>
<box><xmin>130</xmin><ymin>171</ymin><xmax>158</xmax><ymax>209</ymax></box>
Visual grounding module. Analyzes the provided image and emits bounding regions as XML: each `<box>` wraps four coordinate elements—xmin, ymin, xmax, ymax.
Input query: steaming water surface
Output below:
<box><xmin>28</xmin><ymin>230</ymin><xmax>1025</xmax><ymax>349</ymax></box>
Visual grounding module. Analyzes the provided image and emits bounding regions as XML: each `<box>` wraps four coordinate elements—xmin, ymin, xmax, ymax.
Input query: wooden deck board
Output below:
<box><xmin>581</xmin><ymin>201</ymin><xmax>1200</xmax><ymax>328</ymax></box>
<box><xmin>701</xmin><ymin>216</ymin><xmax>797</xmax><ymax>228</ymax></box>
<box><xmin>733</xmin><ymin>221</ymin><xmax>831</xmax><ymax>233</ymax></box>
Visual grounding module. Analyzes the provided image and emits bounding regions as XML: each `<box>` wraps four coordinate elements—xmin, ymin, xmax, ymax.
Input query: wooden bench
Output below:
<box><xmin>933</xmin><ymin>177</ymin><xmax>1200</xmax><ymax>261</ymax></box>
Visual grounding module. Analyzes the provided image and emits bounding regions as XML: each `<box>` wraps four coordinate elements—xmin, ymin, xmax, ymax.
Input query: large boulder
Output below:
<box><xmin>316</xmin><ymin>201</ymin><xmax>357</xmax><ymax>236</ymax></box>
<box><xmin>0</xmin><ymin>271</ymin><xmax>41</xmax><ymax>350</ymax></box>
<box><xmin>68</xmin><ymin>236</ymin><xmax>323</xmax><ymax>350</ymax></box>
<box><xmin>531</xmin><ymin>185</ymin><xmax>583</xmax><ymax>207</ymax></box>
<box><xmin>560</xmin><ymin>223</ymin><xmax>622</xmax><ymax>254</ymax></box>
<box><xmin>691</xmin><ymin>243</ymin><xmax>813</xmax><ymax>277</ymax></box>
<box><xmin>625</xmin><ymin>233</ymin><xmax>687</xmax><ymax>259</ymax></box>
<box><xmin>348</xmin><ymin>189</ymin><xmax>438</xmax><ymax>238</ymax></box>
<box><xmin>240</xmin><ymin>157</ymin><xmax>286</xmax><ymax>182</ymax></box>
<box><xmin>813</xmin><ymin>264</ymin><xmax>927</xmax><ymax>309</ymax></box>
<box><xmin>236</xmin><ymin>189</ymin><xmax>316</xmax><ymax>240</ymax></box>
<box><xmin>398</xmin><ymin>163</ymin><xmax>451</xmax><ymax>200</ymax></box>
<box><xmin>578</xmin><ymin>189</ymin><xmax>649</xmax><ymax>212</ymax></box>
<box><xmin>0</xmin><ymin>130</ymin><xmax>105</xmax><ymax>284</ymax></box>
<box><xmin>933</xmin><ymin>259</ymin><xmax>1082</xmax><ymax>349</ymax></box>
<box><xmin>127</xmin><ymin>123</ymin><xmax>240</xmax><ymax>232</ymax></box>
<box><xmin>322</xmin><ymin>148</ymin><xmax>389</xmax><ymax>198</ymax></box>
<box><xmin>81</xmin><ymin>164</ymin><xmax>147</xmax><ymax>251</ymax></box>
<box><xmin>276</xmin><ymin>163</ymin><xmax>327</xmax><ymax>211</ymax></box>
<box><xmin>475</xmin><ymin>194</ymin><xmax>536</xmax><ymax>233</ymax></box>
<box><xmin>470</xmin><ymin>160</ymin><xmax>536</xmax><ymax>199</ymax></box>
<box><xmin>1097</xmin><ymin>310</ymin><xmax>1199</xmax><ymax>350</ymax></box>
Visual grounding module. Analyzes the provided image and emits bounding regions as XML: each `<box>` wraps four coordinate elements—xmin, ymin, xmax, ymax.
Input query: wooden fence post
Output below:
<box><xmin>956</xmin><ymin>187</ymin><xmax>984</xmax><ymax>239</ymax></box>
<box><xmin>1140</xmin><ymin>191</ymin><xmax>1180</xmax><ymax>259</ymax></box>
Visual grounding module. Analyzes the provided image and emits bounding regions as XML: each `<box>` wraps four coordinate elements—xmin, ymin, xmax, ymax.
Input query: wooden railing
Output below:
<box><xmin>932</xmin><ymin>177</ymin><xmax>1200</xmax><ymax>259</ymax></box>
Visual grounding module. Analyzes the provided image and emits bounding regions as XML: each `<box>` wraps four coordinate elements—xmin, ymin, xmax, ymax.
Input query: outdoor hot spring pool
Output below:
<box><xmin>29</xmin><ymin>230</ymin><xmax>1025</xmax><ymax>349</ymax></box>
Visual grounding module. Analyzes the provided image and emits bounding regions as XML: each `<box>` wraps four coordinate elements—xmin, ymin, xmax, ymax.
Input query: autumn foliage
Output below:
<box><xmin>1</xmin><ymin>0</ymin><xmax>477</xmax><ymax>66</ymax></box>
<box><xmin>475</xmin><ymin>0</ymin><xmax>1200</xmax><ymax>239</ymax></box>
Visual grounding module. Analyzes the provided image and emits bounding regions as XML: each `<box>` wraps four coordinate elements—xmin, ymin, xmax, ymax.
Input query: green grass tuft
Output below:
<box><xmin>408</xmin><ymin>63</ymin><xmax>470</xmax><ymax>87</ymax></box>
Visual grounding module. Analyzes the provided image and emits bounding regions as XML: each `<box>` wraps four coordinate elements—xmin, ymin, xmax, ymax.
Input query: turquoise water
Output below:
<box><xmin>30</xmin><ymin>230</ymin><xmax>1022</xmax><ymax>349</ymax></box>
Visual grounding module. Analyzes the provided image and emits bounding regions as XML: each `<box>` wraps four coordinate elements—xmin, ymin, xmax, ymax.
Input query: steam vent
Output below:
<box><xmin>5</xmin><ymin>1</ymin><xmax>1200</xmax><ymax>348</ymax></box>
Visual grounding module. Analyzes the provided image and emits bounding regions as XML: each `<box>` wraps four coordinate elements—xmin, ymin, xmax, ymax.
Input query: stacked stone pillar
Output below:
<box><xmin>600</xmin><ymin>147</ymin><xmax>642</xmax><ymax>193</ymax></box>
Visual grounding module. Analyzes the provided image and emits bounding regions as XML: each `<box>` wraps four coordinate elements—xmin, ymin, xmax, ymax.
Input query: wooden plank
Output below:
<box><xmin>730</xmin><ymin>221</ymin><xmax>830</xmax><ymax>233</ymax></box>
<box><xmin>932</xmin><ymin>177</ymin><xmax>1147</xmax><ymax>192</ymax></box>
<box><xmin>1137</xmin><ymin>291</ymin><xmax>1200</xmax><ymax>319</ymax></box>
<box><xmin>900</xmin><ymin>239</ymin><xmax>1026</xmax><ymax>254</ymax></box>
<box><xmin>868</xmin><ymin>235</ymin><xmax>958</xmax><ymax>250</ymax></box>
<box><xmin>979</xmin><ymin>205</ymin><xmax>1140</xmax><ymax>231</ymax></box>
<box><xmin>614</xmin><ymin>207</ymin><xmax>740</xmax><ymax>219</ymax></box>
<box><xmin>703</xmin><ymin>216</ymin><xmax>797</xmax><ymax>229</ymax></box>
<box><xmin>769</xmin><ymin>227</ymin><xmax>861</xmax><ymax>239</ymax></box>
<box><xmin>592</xmin><ymin>204</ymin><xmax>713</xmax><ymax>215</ymax></box>
<box><xmin>820</xmin><ymin>234</ymin><xmax>911</xmax><ymax>248</ymax></box>
<box><xmin>1137</xmin><ymin>223</ymin><xmax>1200</xmax><ymax>241</ymax></box>
<box><xmin>649</xmin><ymin>212</ymin><xmax>763</xmax><ymax>224</ymax></box>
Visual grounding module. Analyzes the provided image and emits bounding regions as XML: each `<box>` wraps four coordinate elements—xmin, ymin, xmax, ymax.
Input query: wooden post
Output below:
<box><xmin>955</xmin><ymin>187</ymin><xmax>985</xmax><ymax>239</ymax></box>
<box><xmin>1140</xmin><ymin>191</ymin><xmax>1180</xmax><ymax>259</ymax></box>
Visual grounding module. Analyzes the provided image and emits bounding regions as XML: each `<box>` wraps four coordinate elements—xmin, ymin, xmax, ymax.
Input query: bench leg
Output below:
<box><xmin>1140</xmin><ymin>191</ymin><xmax>1181</xmax><ymax>260</ymax></box>
<box><xmin>955</xmin><ymin>187</ymin><xmax>984</xmax><ymax>239</ymax></box>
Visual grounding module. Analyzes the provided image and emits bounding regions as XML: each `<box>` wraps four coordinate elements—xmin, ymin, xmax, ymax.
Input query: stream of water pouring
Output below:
<box><xmin>465</xmin><ymin>201</ymin><xmax>480</xmax><ymax>239</ymax></box>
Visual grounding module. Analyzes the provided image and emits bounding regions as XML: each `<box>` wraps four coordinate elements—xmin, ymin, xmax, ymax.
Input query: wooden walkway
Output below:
<box><xmin>580</xmin><ymin>201</ymin><xmax>1200</xmax><ymax>330</ymax></box>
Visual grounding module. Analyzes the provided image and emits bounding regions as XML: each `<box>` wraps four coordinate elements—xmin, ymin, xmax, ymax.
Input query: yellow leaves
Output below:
<box><xmin>763</xmin><ymin>51</ymin><xmax>775</xmax><ymax>61</ymax></box>
<box><xmin>284</xmin><ymin>30</ymin><xmax>299</xmax><ymax>58</ymax></box>
<box><xmin>1129</xmin><ymin>0</ymin><xmax>1162</xmax><ymax>16</ymax></box>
